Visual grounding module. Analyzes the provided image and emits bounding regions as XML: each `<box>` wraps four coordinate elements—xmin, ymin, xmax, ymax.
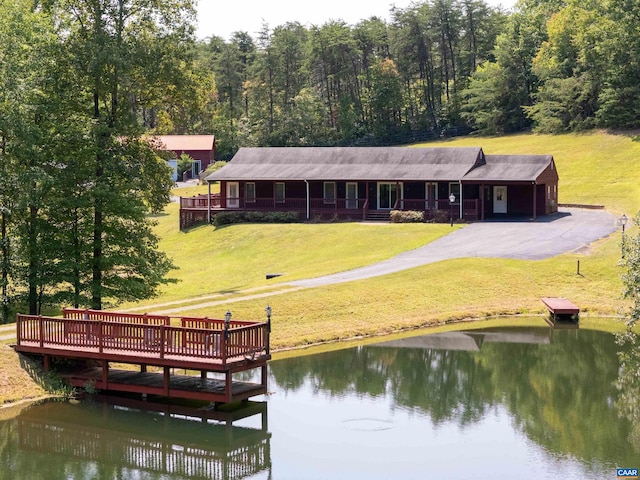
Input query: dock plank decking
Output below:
<box><xmin>541</xmin><ymin>297</ymin><xmax>580</xmax><ymax>328</ymax></box>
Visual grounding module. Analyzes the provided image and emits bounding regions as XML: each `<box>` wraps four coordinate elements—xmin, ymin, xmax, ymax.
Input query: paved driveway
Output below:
<box><xmin>289</xmin><ymin>208</ymin><xmax>619</xmax><ymax>288</ymax></box>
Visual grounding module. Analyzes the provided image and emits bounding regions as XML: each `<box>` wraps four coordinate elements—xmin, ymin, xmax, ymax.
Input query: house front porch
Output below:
<box><xmin>179</xmin><ymin>179</ymin><xmax>481</xmax><ymax>229</ymax></box>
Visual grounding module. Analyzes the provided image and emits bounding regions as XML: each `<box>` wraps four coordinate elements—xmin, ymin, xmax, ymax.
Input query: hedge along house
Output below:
<box><xmin>156</xmin><ymin>135</ymin><xmax>216</xmax><ymax>181</ymax></box>
<box><xmin>183</xmin><ymin>146</ymin><xmax>558</xmax><ymax>227</ymax></box>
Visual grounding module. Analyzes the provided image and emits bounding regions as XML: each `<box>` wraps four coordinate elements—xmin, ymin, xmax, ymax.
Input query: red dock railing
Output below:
<box><xmin>16</xmin><ymin>309</ymin><xmax>270</xmax><ymax>367</ymax></box>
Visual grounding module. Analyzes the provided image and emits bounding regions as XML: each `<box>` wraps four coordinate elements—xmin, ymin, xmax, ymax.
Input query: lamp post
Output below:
<box><xmin>621</xmin><ymin>214</ymin><xmax>628</xmax><ymax>258</ymax></box>
<box><xmin>449</xmin><ymin>193</ymin><xmax>456</xmax><ymax>227</ymax></box>
<box><xmin>224</xmin><ymin>310</ymin><xmax>232</xmax><ymax>339</ymax></box>
<box><xmin>265</xmin><ymin>305</ymin><xmax>272</xmax><ymax>333</ymax></box>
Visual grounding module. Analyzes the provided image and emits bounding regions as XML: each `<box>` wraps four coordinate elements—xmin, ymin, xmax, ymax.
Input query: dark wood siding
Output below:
<box><xmin>536</xmin><ymin>161</ymin><xmax>559</xmax><ymax>214</ymax></box>
<box><xmin>404</xmin><ymin>182</ymin><xmax>426</xmax><ymax>200</ymax></box>
<box><xmin>536</xmin><ymin>184</ymin><xmax>547</xmax><ymax>216</ymax></box>
<box><xmin>462</xmin><ymin>184</ymin><xmax>480</xmax><ymax>200</ymax></box>
<box><xmin>255</xmin><ymin>181</ymin><xmax>273</xmax><ymax>198</ymax></box>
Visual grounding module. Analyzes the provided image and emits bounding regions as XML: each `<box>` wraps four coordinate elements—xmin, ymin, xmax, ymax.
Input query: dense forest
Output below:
<box><xmin>1</xmin><ymin>0</ymin><xmax>639</xmax><ymax>317</ymax></box>
<box><xmin>153</xmin><ymin>0</ymin><xmax>640</xmax><ymax>158</ymax></box>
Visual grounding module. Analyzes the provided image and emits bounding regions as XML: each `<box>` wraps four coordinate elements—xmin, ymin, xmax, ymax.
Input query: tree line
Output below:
<box><xmin>1</xmin><ymin>0</ymin><xmax>639</xmax><ymax>320</ymax></box>
<box><xmin>153</xmin><ymin>0</ymin><xmax>640</xmax><ymax>159</ymax></box>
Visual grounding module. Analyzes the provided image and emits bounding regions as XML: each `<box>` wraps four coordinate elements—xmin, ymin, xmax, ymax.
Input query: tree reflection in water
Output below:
<box><xmin>270</xmin><ymin>326</ymin><xmax>639</xmax><ymax>466</ymax></box>
<box><xmin>616</xmin><ymin>330</ymin><xmax>640</xmax><ymax>449</ymax></box>
<box><xmin>616</xmin><ymin>211</ymin><xmax>640</xmax><ymax>450</ymax></box>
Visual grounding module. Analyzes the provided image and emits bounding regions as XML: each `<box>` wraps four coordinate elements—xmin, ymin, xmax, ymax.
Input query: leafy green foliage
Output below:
<box><xmin>0</xmin><ymin>0</ymin><xmax>195</xmax><ymax>314</ymax></box>
<box><xmin>213</xmin><ymin>211</ymin><xmax>301</xmax><ymax>226</ymax></box>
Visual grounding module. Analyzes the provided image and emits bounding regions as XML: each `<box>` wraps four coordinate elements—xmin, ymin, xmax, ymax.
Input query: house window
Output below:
<box><xmin>275</xmin><ymin>182</ymin><xmax>285</xmax><ymax>203</ymax></box>
<box><xmin>323</xmin><ymin>182</ymin><xmax>336</xmax><ymax>204</ymax></box>
<box><xmin>425</xmin><ymin>182</ymin><xmax>438</xmax><ymax>209</ymax></box>
<box><xmin>246</xmin><ymin>182</ymin><xmax>256</xmax><ymax>203</ymax></box>
<box><xmin>449</xmin><ymin>183</ymin><xmax>460</xmax><ymax>201</ymax></box>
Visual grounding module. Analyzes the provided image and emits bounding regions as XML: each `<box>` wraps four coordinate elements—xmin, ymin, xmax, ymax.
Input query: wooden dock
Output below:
<box><xmin>541</xmin><ymin>297</ymin><xmax>580</xmax><ymax>328</ymax></box>
<box><xmin>14</xmin><ymin>308</ymin><xmax>271</xmax><ymax>404</ymax></box>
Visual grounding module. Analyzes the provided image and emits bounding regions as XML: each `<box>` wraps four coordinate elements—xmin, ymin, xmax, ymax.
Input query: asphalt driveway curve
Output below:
<box><xmin>288</xmin><ymin>208</ymin><xmax>619</xmax><ymax>289</ymax></box>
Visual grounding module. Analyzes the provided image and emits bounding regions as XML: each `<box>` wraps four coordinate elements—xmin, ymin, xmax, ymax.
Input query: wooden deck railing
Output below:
<box><xmin>16</xmin><ymin>313</ymin><xmax>270</xmax><ymax>365</ymax></box>
<box><xmin>180</xmin><ymin>194</ymin><xmax>221</xmax><ymax>209</ymax></box>
<box><xmin>63</xmin><ymin>308</ymin><xmax>170</xmax><ymax>325</ymax></box>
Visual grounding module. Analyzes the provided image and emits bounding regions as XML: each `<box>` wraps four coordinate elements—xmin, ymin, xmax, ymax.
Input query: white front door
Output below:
<box><xmin>346</xmin><ymin>182</ymin><xmax>358</xmax><ymax>209</ymax></box>
<box><xmin>493</xmin><ymin>186</ymin><xmax>507</xmax><ymax>214</ymax></box>
<box><xmin>227</xmin><ymin>182</ymin><xmax>239</xmax><ymax>208</ymax></box>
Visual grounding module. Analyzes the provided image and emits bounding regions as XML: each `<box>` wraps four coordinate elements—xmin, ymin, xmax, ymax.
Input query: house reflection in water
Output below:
<box><xmin>373</xmin><ymin>327</ymin><xmax>553</xmax><ymax>351</ymax></box>
<box><xmin>17</xmin><ymin>396</ymin><xmax>271</xmax><ymax>480</ymax></box>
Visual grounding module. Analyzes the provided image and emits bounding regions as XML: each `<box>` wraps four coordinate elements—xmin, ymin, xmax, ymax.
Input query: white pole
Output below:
<box><xmin>207</xmin><ymin>181</ymin><xmax>211</xmax><ymax>224</ymax></box>
<box><xmin>459</xmin><ymin>180</ymin><xmax>463</xmax><ymax>220</ymax></box>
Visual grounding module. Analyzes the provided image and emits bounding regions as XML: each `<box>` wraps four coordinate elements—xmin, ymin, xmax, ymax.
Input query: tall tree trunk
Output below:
<box><xmin>0</xmin><ymin>135</ymin><xmax>8</xmax><ymax>323</ymax></box>
<box><xmin>92</xmin><ymin>82</ymin><xmax>104</xmax><ymax>310</ymax></box>
<box><xmin>28</xmin><ymin>202</ymin><xmax>38</xmax><ymax>315</ymax></box>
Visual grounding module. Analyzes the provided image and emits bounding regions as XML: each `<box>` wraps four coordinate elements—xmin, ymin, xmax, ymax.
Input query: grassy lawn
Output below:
<box><xmin>160</xmin><ymin>232</ymin><xmax>625</xmax><ymax>349</ymax></box>
<box><xmin>135</xmin><ymin>207</ymin><xmax>460</xmax><ymax>306</ymax></box>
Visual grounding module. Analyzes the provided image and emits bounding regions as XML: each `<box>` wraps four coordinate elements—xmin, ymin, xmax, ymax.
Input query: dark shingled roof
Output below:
<box><xmin>463</xmin><ymin>155</ymin><xmax>555</xmax><ymax>182</ymax></box>
<box><xmin>207</xmin><ymin>147</ymin><xmax>483</xmax><ymax>181</ymax></box>
<box><xmin>206</xmin><ymin>147</ymin><xmax>555</xmax><ymax>183</ymax></box>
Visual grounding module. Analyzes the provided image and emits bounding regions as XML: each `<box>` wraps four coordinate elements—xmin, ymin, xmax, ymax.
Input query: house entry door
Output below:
<box><xmin>227</xmin><ymin>182</ymin><xmax>240</xmax><ymax>208</ymax></box>
<box><xmin>378</xmin><ymin>183</ymin><xmax>402</xmax><ymax>209</ymax></box>
<box><xmin>493</xmin><ymin>186</ymin><xmax>507</xmax><ymax>214</ymax></box>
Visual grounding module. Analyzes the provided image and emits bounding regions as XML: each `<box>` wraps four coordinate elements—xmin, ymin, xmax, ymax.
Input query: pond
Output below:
<box><xmin>1</xmin><ymin>323</ymin><xmax>639</xmax><ymax>479</ymax></box>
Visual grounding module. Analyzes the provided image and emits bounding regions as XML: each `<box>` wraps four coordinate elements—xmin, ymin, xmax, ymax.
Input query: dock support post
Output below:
<box><xmin>225</xmin><ymin>370</ymin><xmax>232</xmax><ymax>403</ymax></box>
<box><xmin>102</xmin><ymin>360</ymin><xmax>109</xmax><ymax>388</ymax></box>
<box><xmin>163</xmin><ymin>367</ymin><xmax>170</xmax><ymax>396</ymax></box>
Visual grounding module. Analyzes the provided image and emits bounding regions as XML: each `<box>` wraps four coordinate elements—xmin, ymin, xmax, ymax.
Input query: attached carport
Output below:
<box><xmin>461</xmin><ymin>154</ymin><xmax>559</xmax><ymax>220</ymax></box>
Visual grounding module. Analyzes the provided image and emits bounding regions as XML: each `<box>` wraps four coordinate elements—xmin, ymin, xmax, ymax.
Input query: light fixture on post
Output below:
<box><xmin>449</xmin><ymin>193</ymin><xmax>456</xmax><ymax>227</ymax></box>
<box><xmin>224</xmin><ymin>310</ymin><xmax>232</xmax><ymax>339</ymax></box>
<box><xmin>265</xmin><ymin>305</ymin><xmax>272</xmax><ymax>333</ymax></box>
<box><xmin>621</xmin><ymin>214</ymin><xmax>628</xmax><ymax>258</ymax></box>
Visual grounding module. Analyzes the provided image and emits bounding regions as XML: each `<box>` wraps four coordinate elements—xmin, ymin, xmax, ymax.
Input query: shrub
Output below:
<box><xmin>213</xmin><ymin>211</ymin><xmax>301</xmax><ymax>226</ymax></box>
<box><xmin>390</xmin><ymin>210</ymin><xmax>424</xmax><ymax>223</ymax></box>
<box><xmin>431</xmin><ymin>210</ymin><xmax>450</xmax><ymax>223</ymax></box>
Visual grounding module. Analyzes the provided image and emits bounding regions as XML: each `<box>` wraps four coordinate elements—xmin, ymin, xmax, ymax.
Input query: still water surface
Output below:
<box><xmin>1</xmin><ymin>324</ymin><xmax>639</xmax><ymax>479</ymax></box>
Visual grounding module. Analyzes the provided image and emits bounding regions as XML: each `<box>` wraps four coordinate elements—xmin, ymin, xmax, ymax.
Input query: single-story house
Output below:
<box><xmin>181</xmin><ymin>146</ymin><xmax>558</xmax><ymax>227</ymax></box>
<box><xmin>155</xmin><ymin>135</ymin><xmax>216</xmax><ymax>181</ymax></box>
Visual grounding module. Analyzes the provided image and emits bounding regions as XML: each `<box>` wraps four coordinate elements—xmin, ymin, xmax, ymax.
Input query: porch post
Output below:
<box><xmin>480</xmin><ymin>184</ymin><xmax>485</xmax><ymax>221</ymax></box>
<box><xmin>207</xmin><ymin>181</ymin><xmax>211</xmax><ymax>224</ymax></box>
<box><xmin>305</xmin><ymin>180</ymin><xmax>310</xmax><ymax>220</ymax></box>
<box><xmin>459</xmin><ymin>180</ymin><xmax>463</xmax><ymax>220</ymax></box>
<box><xmin>532</xmin><ymin>182</ymin><xmax>537</xmax><ymax>220</ymax></box>
<box><xmin>396</xmin><ymin>181</ymin><xmax>400</xmax><ymax>209</ymax></box>
<box><xmin>364</xmin><ymin>182</ymin><xmax>370</xmax><ymax>220</ymax></box>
